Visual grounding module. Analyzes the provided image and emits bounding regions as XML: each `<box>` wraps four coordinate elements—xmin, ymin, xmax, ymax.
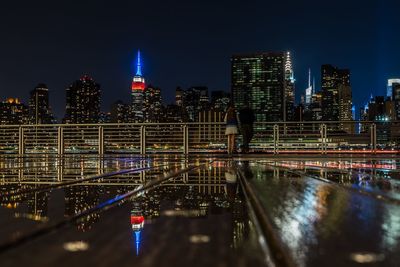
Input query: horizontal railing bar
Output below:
<box><xmin>2</xmin><ymin>120</ymin><xmax>400</xmax><ymax>128</ymax></box>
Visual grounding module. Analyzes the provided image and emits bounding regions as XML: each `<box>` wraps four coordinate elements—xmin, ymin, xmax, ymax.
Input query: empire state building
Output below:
<box><xmin>131</xmin><ymin>50</ymin><xmax>145</xmax><ymax>121</ymax></box>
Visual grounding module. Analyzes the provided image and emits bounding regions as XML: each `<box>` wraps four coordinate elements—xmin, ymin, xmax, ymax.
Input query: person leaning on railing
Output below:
<box><xmin>224</xmin><ymin>104</ymin><xmax>239</xmax><ymax>155</ymax></box>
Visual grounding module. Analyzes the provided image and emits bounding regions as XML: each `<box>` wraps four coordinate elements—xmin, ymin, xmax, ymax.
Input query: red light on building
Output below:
<box><xmin>131</xmin><ymin>75</ymin><xmax>145</xmax><ymax>91</ymax></box>
<box><xmin>131</xmin><ymin>81</ymin><xmax>145</xmax><ymax>91</ymax></box>
<box><xmin>130</xmin><ymin>215</ymin><xmax>145</xmax><ymax>225</ymax></box>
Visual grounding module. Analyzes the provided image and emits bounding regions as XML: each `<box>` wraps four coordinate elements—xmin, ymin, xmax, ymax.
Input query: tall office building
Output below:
<box><xmin>321</xmin><ymin>64</ymin><xmax>351</xmax><ymax>122</ymax></box>
<box><xmin>393</xmin><ymin>83</ymin><xmax>400</xmax><ymax>120</ymax></box>
<box><xmin>181</xmin><ymin>86</ymin><xmax>209</xmax><ymax>122</ymax></box>
<box><xmin>362</xmin><ymin>96</ymin><xmax>393</xmax><ymax>141</ymax></box>
<box><xmin>387</xmin><ymin>79</ymin><xmax>400</xmax><ymax>99</ymax></box>
<box><xmin>28</xmin><ymin>83</ymin><xmax>54</xmax><ymax>124</ymax></box>
<box><xmin>143</xmin><ymin>85</ymin><xmax>162</xmax><ymax>122</ymax></box>
<box><xmin>231</xmin><ymin>51</ymin><xmax>290</xmax><ymax>122</ymax></box>
<box><xmin>284</xmin><ymin>52</ymin><xmax>295</xmax><ymax>121</ymax></box>
<box><xmin>162</xmin><ymin>104</ymin><xmax>185</xmax><ymax>122</ymax></box>
<box><xmin>303</xmin><ymin>92</ymin><xmax>322</xmax><ymax>121</ymax></box>
<box><xmin>366</xmin><ymin>96</ymin><xmax>387</xmax><ymax>121</ymax></box>
<box><xmin>304</xmin><ymin>69</ymin><xmax>314</xmax><ymax>108</ymax></box>
<box><xmin>64</xmin><ymin>75</ymin><xmax>101</xmax><ymax>124</ymax></box>
<box><xmin>131</xmin><ymin>50</ymin><xmax>145</xmax><ymax>122</ymax></box>
<box><xmin>0</xmin><ymin>98</ymin><xmax>28</xmax><ymax>125</ymax></box>
<box><xmin>110</xmin><ymin>100</ymin><xmax>131</xmax><ymax>123</ymax></box>
<box><xmin>338</xmin><ymin>84</ymin><xmax>353</xmax><ymax>132</ymax></box>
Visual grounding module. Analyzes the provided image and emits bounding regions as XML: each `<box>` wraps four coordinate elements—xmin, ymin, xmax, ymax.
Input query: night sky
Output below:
<box><xmin>0</xmin><ymin>0</ymin><xmax>399</xmax><ymax>120</ymax></box>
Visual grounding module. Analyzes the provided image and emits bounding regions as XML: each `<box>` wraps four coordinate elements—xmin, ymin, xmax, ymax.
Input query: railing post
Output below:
<box><xmin>57</xmin><ymin>158</ymin><xmax>63</xmax><ymax>181</ymax></box>
<box><xmin>140</xmin><ymin>126</ymin><xmax>146</xmax><ymax>155</ymax></box>
<box><xmin>57</xmin><ymin>126</ymin><xmax>64</xmax><ymax>155</ymax></box>
<box><xmin>18</xmin><ymin>126</ymin><xmax>24</xmax><ymax>155</ymax></box>
<box><xmin>183</xmin><ymin>124</ymin><xmax>189</xmax><ymax>155</ymax></box>
<box><xmin>370</xmin><ymin>123</ymin><xmax>376</xmax><ymax>153</ymax></box>
<box><xmin>320</xmin><ymin>124</ymin><xmax>327</xmax><ymax>154</ymax></box>
<box><xmin>98</xmin><ymin>126</ymin><xmax>104</xmax><ymax>155</ymax></box>
<box><xmin>273</xmin><ymin>124</ymin><xmax>279</xmax><ymax>154</ymax></box>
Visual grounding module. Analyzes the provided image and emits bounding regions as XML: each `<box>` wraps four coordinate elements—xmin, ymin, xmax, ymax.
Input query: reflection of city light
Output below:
<box><xmin>162</xmin><ymin>209</ymin><xmax>205</xmax><ymax>217</ymax></box>
<box><xmin>189</xmin><ymin>234</ymin><xmax>210</xmax><ymax>243</ymax></box>
<box><xmin>134</xmin><ymin>230</ymin><xmax>141</xmax><ymax>255</ymax></box>
<box><xmin>3</xmin><ymin>203</ymin><xmax>18</xmax><ymax>209</ymax></box>
<box><xmin>63</xmin><ymin>241</ymin><xmax>89</xmax><ymax>252</ymax></box>
<box><xmin>14</xmin><ymin>213</ymin><xmax>49</xmax><ymax>222</ymax></box>
<box><xmin>130</xmin><ymin>215</ymin><xmax>145</xmax><ymax>230</ymax></box>
<box><xmin>350</xmin><ymin>252</ymin><xmax>385</xmax><ymax>263</ymax></box>
<box><xmin>277</xmin><ymin>161</ymin><xmax>396</xmax><ymax>171</ymax></box>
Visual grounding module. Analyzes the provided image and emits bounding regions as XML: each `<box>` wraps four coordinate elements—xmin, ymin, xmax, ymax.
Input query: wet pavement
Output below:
<box><xmin>0</xmin><ymin>155</ymin><xmax>266</xmax><ymax>267</ymax></box>
<box><xmin>1</xmin><ymin>155</ymin><xmax>400</xmax><ymax>266</ymax></box>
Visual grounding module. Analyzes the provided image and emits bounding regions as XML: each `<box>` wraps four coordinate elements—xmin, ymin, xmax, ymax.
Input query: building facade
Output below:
<box><xmin>28</xmin><ymin>83</ymin><xmax>54</xmax><ymax>124</ymax></box>
<box><xmin>143</xmin><ymin>85</ymin><xmax>162</xmax><ymax>122</ymax></box>
<box><xmin>387</xmin><ymin>79</ymin><xmax>400</xmax><ymax>99</ymax></box>
<box><xmin>321</xmin><ymin>64</ymin><xmax>352</xmax><ymax>123</ymax></box>
<box><xmin>393</xmin><ymin>83</ymin><xmax>400</xmax><ymax>120</ymax></box>
<box><xmin>110</xmin><ymin>100</ymin><xmax>132</xmax><ymax>123</ymax></box>
<box><xmin>231</xmin><ymin>52</ymin><xmax>291</xmax><ymax>122</ymax></box>
<box><xmin>0</xmin><ymin>98</ymin><xmax>28</xmax><ymax>125</ymax></box>
<box><xmin>64</xmin><ymin>75</ymin><xmax>101</xmax><ymax>124</ymax></box>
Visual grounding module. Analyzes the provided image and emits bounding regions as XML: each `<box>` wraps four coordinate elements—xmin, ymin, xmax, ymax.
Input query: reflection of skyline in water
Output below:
<box><xmin>2</xmin><ymin>156</ymin><xmax>400</xmax><ymax>265</ymax></box>
<box><xmin>133</xmin><ymin>230</ymin><xmax>141</xmax><ymax>255</ymax></box>
<box><xmin>64</xmin><ymin>185</ymin><xmax>101</xmax><ymax>232</ymax></box>
<box><xmin>0</xmin><ymin>157</ymin><xmax>250</xmax><ymax>252</ymax></box>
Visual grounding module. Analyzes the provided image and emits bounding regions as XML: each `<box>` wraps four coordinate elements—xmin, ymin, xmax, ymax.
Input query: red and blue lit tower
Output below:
<box><xmin>131</xmin><ymin>50</ymin><xmax>145</xmax><ymax>121</ymax></box>
<box><xmin>131</xmin><ymin>50</ymin><xmax>146</xmax><ymax>90</ymax></box>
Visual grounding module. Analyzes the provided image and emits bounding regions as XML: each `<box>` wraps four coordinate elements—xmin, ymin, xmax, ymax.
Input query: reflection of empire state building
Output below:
<box><xmin>131</xmin><ymin>50</ymin><xmax>145</xmax><ymax>122</ymax></box>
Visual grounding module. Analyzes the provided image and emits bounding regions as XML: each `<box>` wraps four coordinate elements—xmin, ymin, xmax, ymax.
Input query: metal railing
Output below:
<box><xmin>0</xmin><ymin>121</ymin><xmax>399</xmax><ymax>155</ymax></box>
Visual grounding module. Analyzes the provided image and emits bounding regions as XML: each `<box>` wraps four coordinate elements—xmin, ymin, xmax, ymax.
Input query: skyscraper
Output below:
<box><xmin>231</xmin><ymin>52</ymin><xmax>289</xmax><ymax>122</ymax></box>
<box><xmin>0</xmin><ymin>98</ymin><xmax>28</xmax><ymax>125</ymax></box>
<box><xmin>338</xmin><ymin>83</ymin><xmax>353</xmax><ymax>132</ymax></box>
<box><xmin>304</xmin><ymin>69</ymin><xmax>313</xmax><ymax>108</ymax></box>
<box><xmin>387</xmin><ymin>79</ymin><xmax>400</xmax><ymax>99</ymax></box>
<box><xmin>321</xmin><ymin>64</ymin><xmax>351</xmax><ymax>122</ymax></box>
<box><xmin>180</xmin><ymin>86</ymin><xmax>209</xmax><ymax>122</ymax></box>
<box><xmin>64</xmin><ymin>75</ymin><xmax>101</xmax><ymax>124</ymax></box>
<box><xmin>28</xmin><ymin>83</ymin><xmax>54</xmax><ymax>124</ymax></box>
<box><xmin>284</xmin><ymin>52</ymin><xmax>295</xmax><ymax>121</ymax></box>
<box><xmin>131</xmin><ymin>50</ymin><xmax>146</xmax><ymax>122</ymax></box>
<box><xmin>393</xmin><ymin>83</ymin><xmax>400</xmax><ymax>120</ymax></box>
<box><xmin>143</xmin><ymin>85</ymin><xmax>162</xmax><ymax>122</ymax></box>
<box><xmin>110</xmin><ymin>100</ymin><xmax>131</xmax><ymax>123</ymax></box>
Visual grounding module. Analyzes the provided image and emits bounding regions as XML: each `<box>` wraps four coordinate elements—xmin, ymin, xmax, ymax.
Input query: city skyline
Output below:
<box><xmin>0</xmin><ymin>1</ymin><xmax>399</xmax><ymax>119</ymax></box>
<box><xmin>0</xmin><ymin>49</ymin><xmax>399</xmax><ymax>121</ymax></box>
<box><xmin>2</xmin><ymin>50</ymin><xmax>400</xmax><ymax>124</ymax></box>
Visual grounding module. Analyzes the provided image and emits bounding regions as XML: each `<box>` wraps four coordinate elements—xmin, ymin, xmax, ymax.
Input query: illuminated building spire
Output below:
<box><xmin>136</xmin><ymin>50</ymin><xmax>142</xmax><ymax>76</ymax></box>
<box><xmin>305</xmin><ymin>68</ymin><xmax>312</xmax><ymax>106</ymax></box>
<box><xmin>131</xmin><ymin>50</ymin><xmax>146</xmax><ymax>91</ymax></box>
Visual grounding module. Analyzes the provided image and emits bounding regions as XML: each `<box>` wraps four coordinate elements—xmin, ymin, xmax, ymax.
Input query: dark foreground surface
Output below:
<box><xmin>0</xmin><ymin>155</ymin><xmax>400</xmax><ymax>266</ymax></box>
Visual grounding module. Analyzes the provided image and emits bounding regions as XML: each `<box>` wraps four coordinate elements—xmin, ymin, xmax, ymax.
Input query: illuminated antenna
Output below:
<box><xmin>136</xmin><ymin>50</ymin><xmax>142</xmax><ymax>76</ymax></box>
